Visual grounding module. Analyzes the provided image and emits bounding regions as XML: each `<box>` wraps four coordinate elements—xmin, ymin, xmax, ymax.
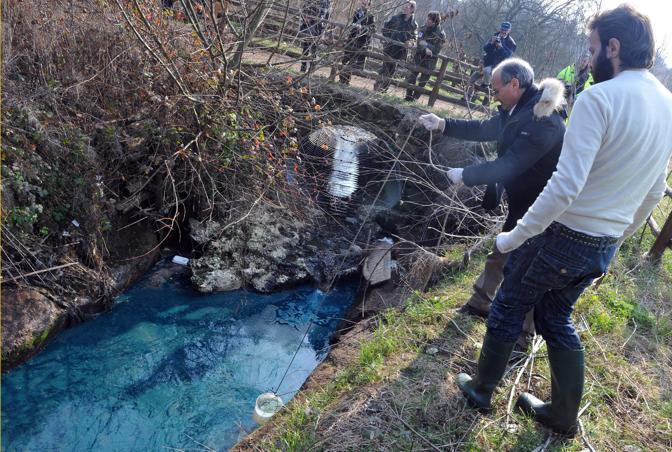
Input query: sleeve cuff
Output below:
<box><xmin>496</xmin><ymin>228</ymin><xmax>527</xmax><ymax>254</ymax></box>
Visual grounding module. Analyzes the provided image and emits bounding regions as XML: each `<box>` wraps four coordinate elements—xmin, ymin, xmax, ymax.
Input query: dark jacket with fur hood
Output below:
<box><xmin>442</xmin><ymin>78</ymin><xmax>566</xmax><ymax>231</ymax></box>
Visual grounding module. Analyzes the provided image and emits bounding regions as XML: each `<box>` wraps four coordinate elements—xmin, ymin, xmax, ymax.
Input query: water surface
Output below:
<box><xmin>2</xmin><ymin>260</ymin><xmax>356</xmax><ymax>451</ymax></box>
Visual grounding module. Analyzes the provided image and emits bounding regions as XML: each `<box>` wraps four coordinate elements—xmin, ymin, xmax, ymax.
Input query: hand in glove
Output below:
<box><xmin>425</xmin><ymin>48</ymin><xmax>433</xmax><ymax>57</ymax></box>
<box><xmin>418</xmin><ymin>113</ymin><xmax>446</xmax><ymax>132</ymax></box>
<box><xmin>447</xmin><ymin>168</ymin><xmax>463</xmax><ymax>186</ymax></box>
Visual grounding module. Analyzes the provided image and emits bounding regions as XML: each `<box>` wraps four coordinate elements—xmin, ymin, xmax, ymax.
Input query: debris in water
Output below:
<box><xmin>171</xmin><ymin>255</ymin><xmax>189</xmax><ymax>266</ymax></box>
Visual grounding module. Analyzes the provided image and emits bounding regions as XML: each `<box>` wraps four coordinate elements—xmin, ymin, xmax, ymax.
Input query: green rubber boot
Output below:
<box><xmin>515</xmin><ymin>347</ymin><xmax>584</xmax><ymax>436</ymax></box>
<box><xmin>456</xmin><ymin>333</ymin><xmax>516</xmax><ymax>411</ymax></box>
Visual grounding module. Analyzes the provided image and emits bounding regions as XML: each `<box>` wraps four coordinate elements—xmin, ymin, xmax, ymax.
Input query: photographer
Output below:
<box><xmin>468</xmin><ymin>22</ymin><xmax>516</xmax><ymax>102</ymax></box>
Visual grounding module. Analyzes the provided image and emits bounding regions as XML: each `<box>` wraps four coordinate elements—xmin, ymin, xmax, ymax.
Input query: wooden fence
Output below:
<box><xmin>647</xmin><ymin>181</ymin><xmax>672</xmax><ymax>262</ymax></box>
<box><xmin>239</xmin><ymin>2</ymin><xmax>489</xmax><ymax>108</ymax></box>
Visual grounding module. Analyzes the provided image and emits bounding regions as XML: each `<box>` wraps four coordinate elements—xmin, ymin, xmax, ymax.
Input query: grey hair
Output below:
<box><xmin>494</xmin><ymin>58</ymin><xmax>534</xmax><ymax>89</ymax></box>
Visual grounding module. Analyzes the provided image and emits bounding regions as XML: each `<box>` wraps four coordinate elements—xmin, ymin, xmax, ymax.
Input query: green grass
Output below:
<box><xmin>251</xmin><ymin>38</ymin><xmax>302</xmax><ymax>56</ymax></box>
<box><xmin>237</xmin><ymin>221</ymin><xmax>672</xmax><ymax>451</ymax></box>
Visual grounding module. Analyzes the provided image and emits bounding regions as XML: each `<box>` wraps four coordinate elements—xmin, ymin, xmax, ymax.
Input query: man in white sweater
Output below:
<box><xmin>455</xmin><ymin>5</ymin><xmax>672</xmax><ymax>436</ymax></box>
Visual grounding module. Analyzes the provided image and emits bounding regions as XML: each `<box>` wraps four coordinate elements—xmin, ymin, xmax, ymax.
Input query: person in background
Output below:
<box><xmin>454</xmin><ymin>5</ymin><xmax>672</xmax><ymax>437</ymax></box>
<box><xmin>299</xmin><ymin>0</ymin><xmax>332</xmax><ymax>73</ymax></box>
<box><xmin>418</xmin><ymin>58</ymin><xmax>566</xmax><ymax>349</ymax></box>
<box><xmin>557</xmin><ymin>52</ymin><xmax>594</xmax><ymax>110</ymax></box>
<box><xmin>404</xmin><ymin>11</ymin><xmax>445</xmax><ymax>101</ymax></box>
<box><xmin>374</xmin><ymin>1</ymin><xmax>417</xmax><ymax>92</ymax></box>
<box><xmin>340</xmin><ymin>0</ymin><xmax>376</xmax><ymax>85</ymax></box>
<box><xmin>467</xmin><ymin>22</ymin><xmax>516</xmax><ymax>103</ymax></box>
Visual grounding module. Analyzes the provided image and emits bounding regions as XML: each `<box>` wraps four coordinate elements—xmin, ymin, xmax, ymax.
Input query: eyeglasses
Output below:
<box><xmin>492</xmin><ymin>81</ymin><xmax>510</xmax><ymax>96</ymax></box>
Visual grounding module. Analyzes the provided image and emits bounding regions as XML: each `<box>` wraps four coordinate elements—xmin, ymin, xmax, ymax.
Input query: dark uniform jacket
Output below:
<box><xmin>483</xmin><ymin>33</ymin><xmax>516</xmax><ymax>67</ymax></box>
<box><xmin>345</xmin><ymin>7</ymin><xmax>376</xmax><ymax>50</ymax></box>
<box><xmin>299</xmin><ymin>0</ymin><xmax>331</xmax><ymax>37</ymax></box>
<box><xmin>442</xmin><ymin>78</ymin><xmax>566</xmax><ymax>231</ymax></box>
<box><xmin>382</xmin><ymin>13</ymin><xmax>418</xmax><ymax>59</ymax></box>
<box><xmin>413</xmin><ymin>24</ymin><xmax>446</xmax><ymax>67</ymax></box>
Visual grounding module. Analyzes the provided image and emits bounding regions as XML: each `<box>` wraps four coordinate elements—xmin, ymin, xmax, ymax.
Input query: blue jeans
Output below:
<box><xmin>487</xmin><ymin>223</ymin><xmax>618</xmax><ymax>350</ymax></box>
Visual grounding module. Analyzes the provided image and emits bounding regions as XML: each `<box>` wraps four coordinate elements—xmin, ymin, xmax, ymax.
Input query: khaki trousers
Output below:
<box><xmin>466</xmin><ymin>243</ymin><xmax>535</xmax><ymax>335</ymax></box>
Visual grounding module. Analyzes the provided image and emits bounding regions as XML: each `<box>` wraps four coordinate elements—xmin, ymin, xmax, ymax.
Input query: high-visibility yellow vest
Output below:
<box><xmin>557</xmin><ymin>64</ymin><xmax>593</xmax><ymax>93</ymax></box>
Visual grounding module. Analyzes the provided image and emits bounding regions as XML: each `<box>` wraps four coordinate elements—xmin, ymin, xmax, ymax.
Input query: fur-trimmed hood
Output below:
<box><xmin>533</xmin><ymin>78</ymin><xmax>565</xmax><ymax>119</ymax></box>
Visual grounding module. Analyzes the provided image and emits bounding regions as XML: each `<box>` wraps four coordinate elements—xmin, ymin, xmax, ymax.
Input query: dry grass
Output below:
<box><xmin>235</xmin><ymin>225</ymin><xmax>672</xmax><ymax>451</ymax></box>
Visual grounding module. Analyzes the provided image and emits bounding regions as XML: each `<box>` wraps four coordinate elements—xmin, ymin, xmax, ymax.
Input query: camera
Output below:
<box><xmin>495</xmin><ymin>36</ymin><xmax>502</xmax><ymax>44</ymax></box>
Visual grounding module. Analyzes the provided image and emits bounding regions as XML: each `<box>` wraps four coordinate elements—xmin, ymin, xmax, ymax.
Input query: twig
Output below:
<box><xmin>579</xmin><ymin>419</ymin><xmax>597</xmax><ymax>452</ymax></box>
<box><xmin>388</xmin><ymin>405</ymin><xmax>442</xmax><ymax>452</ymax></box>
<box><xmin>578</xmin><ymin>401</ymin><xmax>591</xmax><ymax>418</ymax></box>
<box><xmin>621</xmin><ymin>321</ymin><xmax>638</xmax><ymax>349</ymax></box>
<box><xmin>449</xmin><ymin>317</ymin><xmax>479</xmax><ymax>346</ymax></box>
<box><xmin>506</xmin><ymin>335</ymin><xmax>544</xmax><ymax>426</ymax></box>
<box><xmin>530</xmin><ymin>434</ymin><xmax>553</xmax><ymax>452</ymax></box>
<box><xmin>2</xmin><ymin>262</ymin><xmax>79</xmax><ymax>283</ymax></box>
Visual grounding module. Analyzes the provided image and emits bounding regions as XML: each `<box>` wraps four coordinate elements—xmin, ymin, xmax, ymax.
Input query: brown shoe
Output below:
<box><xmin>458</xmin><ymin>302</ymin><xmax>489</xmax><ymax>319</ymax></box>
<box><xmin>515</xmin><ymin>333</ymin><xmax>532</xmax><ymax>352</ymax></box>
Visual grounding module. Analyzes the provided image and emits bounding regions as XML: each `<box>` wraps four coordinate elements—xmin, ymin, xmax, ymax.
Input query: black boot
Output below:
<box><xmin>456</xmin><ymin>333</ymin><xmax>516</xmax><ymax>411</ymax></box>
<box><xmin>515</xmin><ymin>347</ymin><xmax>584</xmax><ymax>436</ymax></box>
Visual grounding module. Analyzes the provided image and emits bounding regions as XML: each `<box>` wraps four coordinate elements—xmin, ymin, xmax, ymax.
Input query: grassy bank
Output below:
<box><xmin>236</xmin><ymin>218</ymin><xmax>672</xmax><ymax>451</ymax></box>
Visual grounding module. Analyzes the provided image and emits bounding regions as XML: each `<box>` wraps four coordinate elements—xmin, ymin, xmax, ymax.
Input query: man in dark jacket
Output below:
<box><xmin>339</xmin><ymin>0</ymin><xmax>376</xmax><ymax>85</ymax></box>
<box><xmin>468</xmin><ymin>22</ymin><xmax>517</xmax><ymax>102</ymax></box>
<box><xmin>481</xmin><ymin>22</ymin><xmax>516</xmax><ymax>84</ymax></box>
<box><xmin>299</xmin><ymin>0</ymin><xmax>332</xmax><ymax>73</ymax></box>
<box><xmin>404</xmin><ymin>11</ymin><xmax>446</xmax><ymax>101</ymax></box>
<box><xmin>419</xmin><ymin>58</ymin><xmax>566</xmax><ymax>346</ymax></box>
<box><xmin>374</xmin><ymin>1</ymin><xmax>418</xmax><ymax>92</ymax></box>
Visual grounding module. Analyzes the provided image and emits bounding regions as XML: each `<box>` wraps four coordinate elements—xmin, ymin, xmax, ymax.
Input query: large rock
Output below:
<box><xmin>1</xmin><ymin>288</ymin><xmax>66</xmax><ymax>366</ymax></box>
<box><xmin>189</xmin><ymin>204</ymin><xmax>366</xmax><ymax>293</ymax></box>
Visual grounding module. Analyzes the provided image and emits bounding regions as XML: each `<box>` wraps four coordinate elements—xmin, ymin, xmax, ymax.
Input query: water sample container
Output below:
<box><xmin>171</xmin><ymin>255</ymin><xmax>189</xmax><ymax>266</ymax></box>
<box><xmin>252</xmin><ymin>392</ymin><xmax>284</xmax><ymax>425</ymax></box>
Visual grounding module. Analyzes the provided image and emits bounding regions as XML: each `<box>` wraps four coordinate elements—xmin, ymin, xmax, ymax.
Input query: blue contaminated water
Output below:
<box><xmin>1</xmin><ymin>260</ymin><xmax>357</xmax><ymax>451</ymax></box>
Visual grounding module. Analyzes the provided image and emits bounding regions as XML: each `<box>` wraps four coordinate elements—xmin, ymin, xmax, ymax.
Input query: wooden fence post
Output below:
<box><xmin>428</xmin><ymin>57</ymin><xmax>449</xmax><ymax>107</ymax></box>
<box><xmin>648</xmin><ymin>209</ymin><xmax>672</xmax><ymax>263</ymax></box>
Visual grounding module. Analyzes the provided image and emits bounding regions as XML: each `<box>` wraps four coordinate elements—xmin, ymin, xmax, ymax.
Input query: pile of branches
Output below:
<box><xmin>0</xmin><ymin>0</ymin><xmax>319</xmax><ymax>295</ymax></box>
<box><xmin>1</xmin><ymin>0</ymin><xmax>502</xmax><ymax>302</ymax></box>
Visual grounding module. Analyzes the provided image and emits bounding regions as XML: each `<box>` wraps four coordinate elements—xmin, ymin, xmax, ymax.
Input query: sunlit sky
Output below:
<box><xmin>598</xmin><ymin>0</ymin><xmax>672</xmax><ymax>64</ymax></box>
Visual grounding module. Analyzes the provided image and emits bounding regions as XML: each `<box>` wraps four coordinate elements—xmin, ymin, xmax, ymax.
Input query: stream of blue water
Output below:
<box><xmin>1</xmin><ymin>260</ymin><xmax>357</xmax><ymax>451</ymax></box>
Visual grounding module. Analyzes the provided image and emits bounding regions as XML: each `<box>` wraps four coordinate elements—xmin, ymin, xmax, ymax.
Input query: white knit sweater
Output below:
<box><xmin>498</xmin><ymin>69</ymin><xmax>672</xmax><ymax>253</ymax></box>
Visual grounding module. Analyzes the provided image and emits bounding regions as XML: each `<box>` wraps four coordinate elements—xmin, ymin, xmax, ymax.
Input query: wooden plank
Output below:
<box><xmin>649</xmin><ymin>210</ymin><xmax>672</xmax><ymax>262</ymax></box>
<box><xmin>251</xmin><ymin>5</ymin><xmax>479</xmax><ymax>71</ymax></box>
<box><xmin>428</xmin><ymin>57</ymin><xmax>449</xmax><ymax>107</ymax></box>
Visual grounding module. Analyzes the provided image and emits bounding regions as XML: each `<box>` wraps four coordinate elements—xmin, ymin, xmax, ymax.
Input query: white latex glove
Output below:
<box><xmin>425</xmin><ymin>48</ymin><xmax>433</xmax><ymax>57</ymax></box>
<box><xmin>418</xmin><ymin>113</ymin><xmax>446</xmax><ymax>132</ymax></box>
<box><xmin>495</xmin><ymin>231</ymin><xmax>517</xmax><ymax>254</ymax></box>
<box><xmin>447</xmin><ymin>168</ymin><xmax>463</xmax><ymax>186</ymax></box>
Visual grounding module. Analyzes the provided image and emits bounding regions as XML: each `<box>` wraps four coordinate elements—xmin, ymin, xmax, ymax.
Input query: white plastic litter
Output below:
<box><xmin>71</xmin><ymin>219</ymin><xmax>80</xmax><ymax>228</ymax></box>
<box><xmin>363</xmin><ymin>239</ymin><xmax>394</xmax><ymax>284</ymax></box>
<box><xmin>252</xmin><ymin>392</ymin><xmax>284</xmax><ymax>425</ymax></box>
<box><xmin>171</xmin><ymin>255</ymin><xmax>190</xmax><ymax>266</ymax></box>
